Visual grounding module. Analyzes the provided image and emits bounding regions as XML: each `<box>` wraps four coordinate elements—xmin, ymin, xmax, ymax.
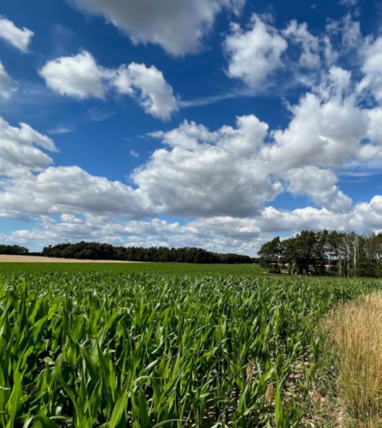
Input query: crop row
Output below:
<box><xmin>0</xmin><ymin>272</ymin><xmax>381</xmax><ymax>427</ymax></box>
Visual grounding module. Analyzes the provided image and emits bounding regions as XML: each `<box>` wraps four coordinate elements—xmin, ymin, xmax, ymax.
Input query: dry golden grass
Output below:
<box><xmin>329</xmin><ymin>294</ymin><xmax>382</xmax><ymax>427</ymax></box>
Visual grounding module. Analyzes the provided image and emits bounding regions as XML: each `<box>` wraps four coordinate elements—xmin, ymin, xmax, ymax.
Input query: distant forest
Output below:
<box><xmin>259</xmin><ymin>230</ymin><xmax>382</xmax><ymax>277</ymax></box>
<box><xmin>42</xmin><ymin>242</ymin><xmax>255</xmax><ymax>264</ymax></box>
<box><xmin>0</xmin><ymin>244</ymin><xmax>29</xmax><ymax>255</ymax></box>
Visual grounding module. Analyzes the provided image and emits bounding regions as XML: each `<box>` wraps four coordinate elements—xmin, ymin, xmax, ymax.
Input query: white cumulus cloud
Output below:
<box><xmin>40</xmin><ymin>51</ymin><xmax>178</xmax><ymax>119</ymax></box>
<box><xmin>223</xmin><ymin>14</ymin><xmax>288</xmax><ymax>90</ymax></box>
<box><xmin>113</xmin><ymin>63</ymin><xmax>178</xmax><ymax>120</ymax></box>
<box><xmin>0</xmin><ymin>115</ymin><xmax>56</xmax><ymax>177</ymax></box>
<box><xmin>39</xmin><ymin>51</ymin><xmax>111</xmax><ymax>99</ymax></box>
<box><xmin>0</xmin><ymin>166</ymin><xmax>152</xmax><ymax>220</ymax></box>
<box><xmin>284</xmin><ymin>166</ymin><xmax>352</xmax><ymax>213</ymax></box>
<box><xmin>0</xmin><ymin>16</ymin><xmax>33</xmax><ymax>52</ymax></box>
<box><xmin>67</xmin><ymin>0</ymin><xmax>244</xmax><ymax>56</ymax></box>
<box><xmin>283</xmin><ymin>20</ymin><xmax>321</xmax><ymax>69</ymax></box>
<box><xmin>263</xmin><ymin>89</ymin><xmax>368</xmax><ymax>170</ymax></box>
<box><xmin>133</xmin><ymin>116</ymin><xmax>283</xmax><ymax>217</ymax></box>
<box><xmin>358</xmin><ymin>37</ymin><xmax>382</xmax><ymax>103</ymax></box>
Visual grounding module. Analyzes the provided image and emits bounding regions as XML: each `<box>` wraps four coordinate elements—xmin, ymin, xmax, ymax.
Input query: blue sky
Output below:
<box><xmin>0</xmin><ymin>0</ymin><xmax>382</xmax><ymax>254</ymax></box>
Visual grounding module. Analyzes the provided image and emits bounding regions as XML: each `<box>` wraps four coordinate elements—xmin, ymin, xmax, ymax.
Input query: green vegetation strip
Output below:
<box><xmin>0</xmin><ymin>268</ymin><xmax>381</xmax><ymax>427</ymax></box>
<box><xmin>0</xmin><ymin>262</ymin><xmax>265</xmax><ymax>276</ymax></box>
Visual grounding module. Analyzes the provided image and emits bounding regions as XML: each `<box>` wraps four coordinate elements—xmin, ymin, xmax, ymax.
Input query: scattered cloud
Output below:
<box><xmin>39</xmin><ymin>51</ymin><xmax>111</xmax><ymax>99</ymax></box>
<box><xmin>263</xmin><ymin>86</ymin><xmax>368</xmax><ymax>170</ymax></box>
<box><xmin>283</xmin><ymin>166</ymin><xmax>352</xmax><ymax>212</ymax></box>
<box><xmin>326</xmin><ymin>14</ymin><xmax>362</xmax><ymax>53</ymax></box>
<box><xmin>283</xmin><ymin>21</ymin><xmax>321</xmax><ymax>69</ymax></box>
<box><xmin>67</xmin><ymin>0</ymin><xmax>244</xmax><ymax>56</ymax></box>
<box><xmin>0</xmin><ymin>115</ymin><xmax>57</xmax><ymax>177</ymax></box>
<box><xmin>134</xmin><ymin>116</ymin><xmax>282</xmax><ymax>217</ymax></box>
<box><xmin>223</xmin><ymin>14</ymin><xmax>287</xmax><ymax>90</ymax></box>
<box><xmin>0</xmin><ymin>165</ymin><xmax>153</xmax><ymax>220</ymax></box>
<box><xmin>87</xmin><ymin>108</ymin><xmax>114</xmax><ymax>122</ymax></box>
<box><xmin>4</xmin><ymin>55</ymin><xmax>382</xmax><ymax>250</ymax></box>
<box><xmin>0</xmin><ymin>61</ymin><xmax>18</xmax><ymax>99</ymax></box>
<box><xmin>3</xmin><ymin>5</ymin><xmax>382</xmax><ymax>254</ymax></box>
<box><xmin>40</xmin><ymin>51</ymin><xmax>178</xmax><ymax>119</ymax></box>
<box><xmin>48</xmin><ymin>126</ymin><xmax>77</xmax><ymax>135</ymax></box>
<box><xmin>223</xmin><ymin>13</ymin><xmax>364</xmax><ymax>94</ymax></box>
<box><xmin>3</xmin><ymin>195</ymin><xmax>382</xmax><ymax>255</ymax></box>
<box><xmin>358</xmin><ymin>37</ymin><xmax>382</xmax><ymax>103</ymax></box>
<box><xmin>0</xmin><ymin>16</ymin><xmax>33</xmax><ymax>52</ymax></box>
<box><xmin>113</xmin><ymin>63</ymin><xmax>178</xmax><ymax>120</ymax></box>
<box><xmin>132</xmin><ymin>64</ymin><xmax>382</xmax><ymax>219</ymax></box>
<box><xmin>339</xmin><ymin>0</ymin><xmax>358</xmax><ymax>6</ymax></box>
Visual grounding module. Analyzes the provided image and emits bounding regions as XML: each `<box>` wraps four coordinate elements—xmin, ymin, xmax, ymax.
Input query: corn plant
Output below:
<box><xmin>0</xmin><ymin>271</ymin><xmax>380</xmax><ymax>427</ymax></box>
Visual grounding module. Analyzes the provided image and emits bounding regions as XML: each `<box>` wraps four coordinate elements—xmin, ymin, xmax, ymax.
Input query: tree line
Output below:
<box><xmin>42</xmin><ymin>242</ymin><xmax>256</xmax><ymax>264</ymax></box>
<box><xmin>0</xmin><ymin>244</ymin><xmax>29</xmax><ymax>255</ymax></box>
<box><xmin>259</xmin><ymin>230</ymin><xmax>382</xmax><ymax>277</ymax></box>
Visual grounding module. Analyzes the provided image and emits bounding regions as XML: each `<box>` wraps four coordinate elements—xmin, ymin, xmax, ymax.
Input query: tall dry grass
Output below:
<box><xmin>329</xmin><ymin>294</ymin><xmax>382</xmax><ymax>427</ymax></box>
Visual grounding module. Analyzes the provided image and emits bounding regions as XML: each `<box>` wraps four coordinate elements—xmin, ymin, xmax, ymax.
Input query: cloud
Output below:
<box><xmin>6</xmin><ymin>61</ymin><xmax>381</xmax><ymax>226</ymax></box>
<box><xmin>67</xmin><ymin>0</ymin><xmax>244</xmax><ymax>56</ymax></box>
<box><xmin>186</xmin><ymin>216</ymin><xmax>261</xmax><ymax>239</ymax></box>
<box><xmin>133</xmin><ymin>64</ymin><xmax>382</xmax><ymax>218</ymax></box>
<box><xmin>48</xmin><ymin>126</ymin><xmax>77</xmax><ymax>135</ymax></box>
<box><xmin>284</xmin><ymin>166</ymin><xmax>352</xmax><ymax>212</ymax></box>
<box><xmin>39</xmin><ymin>51</ymin><xmax>111</xmax><ymax>99</ymax></box>
<box><xmin>113</xmin><ymin>63</ymin><xmax>178</xmax><ymax>120</ymax></box>
<box><xmin>4</xmin><ymin>194</ymin><xmax>382</xmax><ymax>255</ymax></box>
<box><xmin>358</xmin><ymin>37</ymin><xmax>382</xmax><ymax>103</ymax></box>
<box><xmin>133</xmin><ymin>116</ymin><xmax>283</xmax><ymax>217</ymax></box>
<box><xmin>339</xmin><ymin>0</ymin><xmax>358</xmax><ymax>6</ymax></box>
<box><xmin>222</xmin><ymin>13</ymin><xmax>365</xmax><ymax>93</ymax></box>
<box><xmin>352</xmin><ymin>196</ymin><xmax>382</xmax><ymax>231</ymax></box>
<box><xmin>6</xmin><ymin>37</ymin><xmax>382</xmax><ymax>256</ymax></box>
<box><xmin>88</xmin><ymin>109</ymin><xmax>114</xmax><ymax>122</ymax></box>
<box><xmin>263</xmin><ymin>78</ymin><xmax>368</xmax><ymax>170</ymax></box>
<box><xmin>5</xmin><ymin>58</ymin><xmax>382</xmax><ymax>251</ymax></box>
<box><xmin>223</xmin><ymin>14</ymin><xmax>287</xmax><ymax>90</ymax></box>
<box><xmin>260</xmin><ymin>196</ymin><xmax>382</xmax><ymax>235</ymax></box>
<box><xmin>0</xmin><ymin>16</ymin><xmax>33</xmax><ymax>52</ymax></box>
<box><xmin>326</xmin><ymin>14</ymin><xmax>362</xmax><ymax>53</ymax></box>
<box><xmin>283</xmin><ymin>21</ymin><xmax>321</xmax><ymax>69</ymax></box>
<box><xmin>223</xmin><ymin>14</ymin><xmax>342</xmax><ymax>91</ymax></box>
<box><xmin>40</xmin><ymin>51</ymin><xmax>178</xmax><ymax>119</ymax></box>
<box><xmin>0</xmin><ymin>61</ymin><xmax>18</xmax><ymax>99</ymax></box>
<box><xmin>0</xmin><ymin>115</ymin><xmax>56</xmax><ymax>176</ymax></box>
<box><xmin>0</xmin><ymin>165</ymin><xmax>152</xmax><ymax>220</ymax></box>
<box><xmin>184</xmin><ymin>200</ymin><xmax>378</xmax><ymax>242</ymax></box>
<box><xmin>259</xmin><ymin>206</ymin><xmax>351</xmax><ymax>234</ymax></box>
<box><xmin>367</xmin><ymin>108</ymin><xmax>382</xmax><ymax>144</ymax></box>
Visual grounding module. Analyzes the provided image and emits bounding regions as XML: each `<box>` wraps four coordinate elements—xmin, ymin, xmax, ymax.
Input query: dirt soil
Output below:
<box><xmin>0</xmin><ymin>255</ymin><xmax>143</xmax><ymax>263</ymax></box>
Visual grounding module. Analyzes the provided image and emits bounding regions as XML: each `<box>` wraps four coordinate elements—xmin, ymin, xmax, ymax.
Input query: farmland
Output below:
<box><xmin>0</xmin><ymin>262</ymin><xmax>265</xmax><ymax>276</ymax></box>
<box><xmin>0</xmin><ymin>264</ymin><xmax>381</xmax><ymax>427</ymax></box>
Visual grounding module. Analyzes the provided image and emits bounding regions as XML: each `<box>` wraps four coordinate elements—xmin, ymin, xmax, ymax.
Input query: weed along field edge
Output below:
<box><xmin>319</xmin><ymin>293</ymin><xmax>382</xmax><ymax>427</ymax></box>
<box><xmin>0</xmin><ymin>263</ymin><xmax>381</xmax><ymax>427</ymax></box>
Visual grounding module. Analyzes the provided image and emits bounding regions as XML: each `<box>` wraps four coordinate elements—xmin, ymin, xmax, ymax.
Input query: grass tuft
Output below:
<box><xmin>329</xmin><ymin>294</ymin><xmax>382</xmax><ymax>427</ymax></box>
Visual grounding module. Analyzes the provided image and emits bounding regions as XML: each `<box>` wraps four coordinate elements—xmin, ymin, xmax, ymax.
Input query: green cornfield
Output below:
<box><xmin>0</xmin><ymin>269</ymin><xmax>381</xmax><ymax>427</ymax></box>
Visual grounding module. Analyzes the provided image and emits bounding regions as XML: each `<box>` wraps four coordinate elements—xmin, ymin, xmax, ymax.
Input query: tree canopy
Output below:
<box><xmin>259</xmin><ymin>230</ymin><xmax>382</xmax><ymax>277</ymax></box>
<box><xmin>42</xmin><ymin>242</ymin><xmax>256</xmax><ymax>264</ymax></box>
<box><xmin>0</xmin><ymin>244</ymin><xmax>29</xmax><ymax>255</ymax></box>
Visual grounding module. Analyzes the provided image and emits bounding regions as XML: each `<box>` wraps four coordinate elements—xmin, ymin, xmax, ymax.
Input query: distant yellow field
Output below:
<box><xmin>0</xmin><ymin>255</ymin><xmax>142</xmax><ymax>263</ymax></box>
